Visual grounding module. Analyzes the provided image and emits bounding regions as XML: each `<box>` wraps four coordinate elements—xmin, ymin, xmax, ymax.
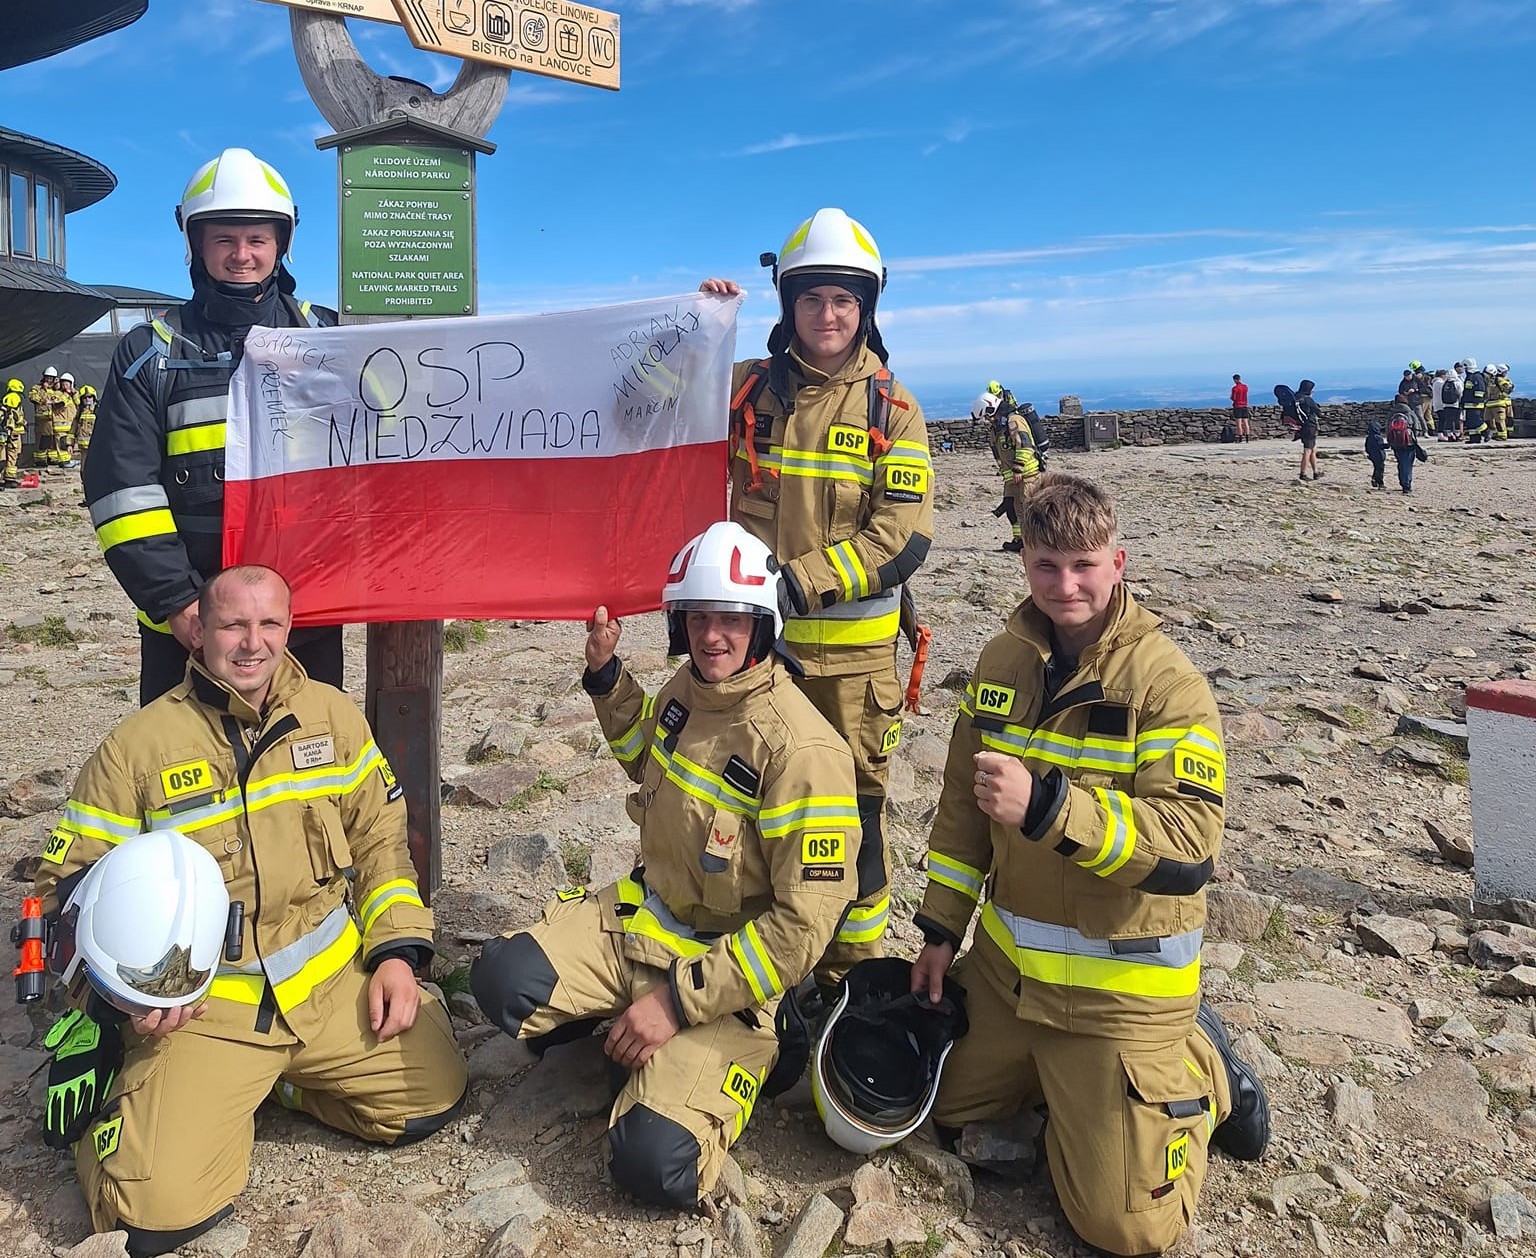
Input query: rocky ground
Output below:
<box><xmin>3</xmin><ymin>435</ymin><xmax>1536</xmax><ymax>1258</ymax></box>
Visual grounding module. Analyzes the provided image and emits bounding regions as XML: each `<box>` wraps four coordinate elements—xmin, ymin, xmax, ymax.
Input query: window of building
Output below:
<box><xmin>9</xmin><ymin>171</ymin><xmax>30</xmax><ymax>257</ymax></box>
<box><xmin>34</xmin><ymin>181</ymin><xmax>51</xmax><ymax>262</ymax></box>
<box><xmin>52</xmin><ymin>188</ymin><xmax>64</xmax><ymax>268</ymax></box>
<box><xmin>112</xmin><ymin>306</ymin><xmax>150</xmax><ymax>332</ymax></box>
<box><xmin>0</xmin><ymin>165</ymin><xmax>7</xmax><ymax>254</ymax></box>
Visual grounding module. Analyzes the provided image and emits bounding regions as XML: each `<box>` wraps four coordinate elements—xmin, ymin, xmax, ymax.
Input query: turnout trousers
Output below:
<box><xmin>77</xmin><ymin>958</ymin><xmax>466</xmax><ymax>1254</ymax></box>
<box><xmin>474</xmin><ymin>888</ymin><xmax>779</xmax><ymax>1208</ymax></box>
<box><xmin>933</xmin><ymin>954</ymin><xmax>1232</xmax><ymax>1257</ymax></box>
<box><xmin>796</xmin><ymin>665</ymin><xmax>903</xmax><ymax>984</ymax></box>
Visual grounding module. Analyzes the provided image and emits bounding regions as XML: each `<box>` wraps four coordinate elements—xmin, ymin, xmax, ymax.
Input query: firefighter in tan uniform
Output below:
<box><xmin>34</xmin><ymin>565</ymin><xmax>466</xmax><ymax>1256</ymax></box>
<box><xmin>55</xmin><ymin>372</ymin><xmax>81</xmax><ymax>467</ymax></box>
<box><xmin>28</xmin><ymin>366</ymin><xmax>60</xmax><ymax>467</ymax></box>
<box><xmin>701</xmin><ymin>209</ymin><xmax>933</xmax><ymax>985</ymax></box>
<box><xmin>910</xmin><ymin>476</ymin><xmax>1270</xmax><ymax>1257</ymax></box>
<box><xmin>1488</xmin><ymin>364</ymin><xmax>1513</xmax><ymax>439</ymax></box>
<box><xmin>2</xmin><ymin>381</ymin><xmax>24</xmax><ymax>486</ymax></box>
<box><xmin>472</xmin><ymin>522</ymin><xmax>860</xmax><ymax>1209</ymax></box>
<box><xmin>997</xmin><ymin>405</ymin><xmax>1043</xmax><ymax>553</ymax></box>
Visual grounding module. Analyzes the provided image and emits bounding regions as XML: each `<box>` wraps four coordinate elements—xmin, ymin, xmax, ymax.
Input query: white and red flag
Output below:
<box><xmin>225</xmin><ymin>292</ymin><xmax>742</xmax><ymax>624</ymax></box>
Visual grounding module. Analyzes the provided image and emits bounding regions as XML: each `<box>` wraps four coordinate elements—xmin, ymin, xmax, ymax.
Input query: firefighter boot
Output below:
<box><xmin>1197</xmin><ymin>1000</ymin><xmax>1271</xmax><ymax>1161</ymax></box>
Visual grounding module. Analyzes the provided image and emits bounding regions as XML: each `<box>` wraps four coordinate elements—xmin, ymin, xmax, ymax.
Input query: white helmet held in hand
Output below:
<box><xmin>662</xmin><ymin>521</ymin><xmax>783</xmax><ymax>656</ymax></box>
<box><xmin>971</xmin><ymin>392</ymin><xmax>1000</xmax><ymax>421</ymax></box>
<box><xmin>176</xmin><ymin>147</ymin><xmax>299</xmax><ymax>264</ymax></box>
<box><xmin>53</xmin><ymin>829</ymin><xmax>229</xmax><ymax>1017</ymax></box>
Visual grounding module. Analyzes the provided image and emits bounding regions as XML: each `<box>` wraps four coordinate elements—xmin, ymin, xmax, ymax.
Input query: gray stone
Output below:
<box><xmin>720</xmin><ymin>1205</ymin><xmax>761</xmax><ymax>1258</ymax></box>
<box><xmin>1499</xmin><ymin>899</ymin><xmax>1536</xmax><ymax>928</ymax></box>
<box><xmin>1222</xmin><ymin>711</ymin><xmax>1288</xmax><ymax>745</ymax></box>
<box><xmin>1309</xmin><ymin>1218</ymin><xmax>1332</xmax><ymax>1255</ymax></box>
<box><xmin>1355</xmin><ymin>914</ymin><xmax>1434</xmax><ymax>959</ymax></box>
<box><xmin>1490</xmin><ymin>1194</ymin><xmax>1524</xmax><ymax>1242</ymax></box>
<box><xmin>1468</xmin><ymin>931</ymin><xmax>1534</xmax><ymax>971</ymax></box>
<box><xmin>779</xmin><ymin>1194</ymin><xmax>844</xmax><ymax>1258</ymax></box>
<box><xmin>299</xmin><ymin>1202</ymin><xmax>447</xmax><ymax>1258</ymax></box>
<box><xmin>1426</xmin><ymin>819</ymin><xmax>1475</xmax><ymax>868</ymax></box>
<box><xmin>1277</xmin><ymin>865</ymin><xmax>1376</xmax><ymax>912</ymax></box>
<box><xmin>1394</xmin><ymin>712</ymin><xmax>1469</xmax><ymax>751</ymax></box>
<box><xmin>182</xmin><ymin>1219</ymin><xmax>253</xmax><ymax>1256</ymax></box>
<box><xmin>1254</xmin><ymin>980</ymin><xmax>1414</xmax><ymax>1050</ymax></box>
<box><xmin>902</xmin><ymin>1139</ymin><xmax>975</xmax><ymax>1212</ymax></box>
<box><xmin>849</xmin><ymin>1162</ymin><xmax>898</xmax><ymax>1206</ymax></box>
<box><xmin>468</xmin><ymin>1033</ymin><xmax>538</xmax><ymax>1082</ymax></box>
<box><xmin>1319</xmin><ymin>1164</ymin><xmax>1369</xmax><ymax>1198</ymax></box>
<box><xmin>1354</xmin><ymin>661</ymin><xmax>1390</xmax><ymax>681</ymax></box>
<box><xmin>480</xmin><ymin>1215</ymin><xmax>545</xmax><ymax>1258</ymax></box>
<box><xmin>1307</xmin><ymin>587</ymin><xmax>1344</xmax><ymax>604</ymax></box>
<box><xmin>1485</xmin><ymin>1052</ymin><xmax>1536</xmax><ymax>1097</ymax></box>
<box><xmin>1409</xmin><ymin>997</ymin><xmax>1454</xmax><ymax>1028</ymax></box>
<box><xmin>445</xmin><ymin>762</ymin><xmax>539</xmax><ymax>808</ymax></box>
<box><xmin>486</xmin><ymin>832</ymin><xmax>567</xmax><ymax>887</ymax></box>
<box><xmin>957</xmin><ymin>1107</ymin><xmax>1044</xmax><ymax>1172</ymax></box>
<box><xmin>0</xmin><ymin>1043</ymin><xmax>47</xmax><ymax>1094</ymax></box>
<box><xmin>469</xmin><ymin>721</ymin><xmax>531</xmax><ymax>763</ymax></box>
<box><xmin>1325</xmin><ymin>1078</ymin><xmax>1377</xmax><ymax>1132</ymax></box>
<box><xmin>484</xmin><ymin>1036</ymin><xmax>612</xmax><ymax>1134</ymax></box>
<box><xmin>465</xmin><ymin>1158</ymin><xmax>530</xmax><ymax>1193</ymax></box>
<box><xmin>1233</xmin><ymin>1031</ymin><xmax>1287</xmax><ymax>1083</ymax></box>
<box><xmin>1254</xmin><ymin>1171</ymin><xmax>1333</xmax><ymax>1216</ymax></box>
<box><xmin>1437</xmin><ymin>1014</ymin><xmax>1481</xmax><ymax>1046</ymax></box>
<box><xmin>61</xmin><ymin>1236</ymin><xmax>130</xmax><ymax>1258</ymax></box>
<box><xmin>842</xmin><ymin>1202</ymin><xmax>926</xmax><ymax>1250</ymax></box>
<box><xmin>447</xmin><ymin>1183</ymin><xmax>550</xmax><ymax>1230</ymax></box>
<box><xmin>1202</xmin><ymin>940</ymin><xmax>1247</xmax><ymax>972</ymax></box>
<box><xmin>1386</xmin><ymin>1060</ymin><xmax>1500</xmax><ymax>1149</ymax></box>
<box><xmin>1205</xmin><ymin>885</ymin><xmax>1280</xmax><ymax>942</ymax></box>
<box><xmin>0</xmin><ymin>768</ymin><xmax>68</xmax><ymax>818</ymax></box>
<box><xmin>715</xmin><ymin>1153</ymin><xmax>749</xmax><ymax>1206</ymax></box>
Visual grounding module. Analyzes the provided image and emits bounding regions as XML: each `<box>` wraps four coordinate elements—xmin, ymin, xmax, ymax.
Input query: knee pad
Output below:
<box><xmin>397</xmin><ymin>1086</ymin><xmax>467</xmax><ymax>1145</ymax></box>
<box><xmin>123</xmin><ymin>1206</ymin><xmax>234</xmax><ymax>1258</ymax></box>
<box><xmin>471</xmin><ymin>933</ymin><xmax>558</xmax><ymax>1039</ymax></box>
<box><xmin>855</xmin><ymin>799</ymin><xmax>888</xmax><ymax>900</ymax></box>
<box><xmin>607</xmin><ymin>1104</ymin><xmax>701</xmax><ymax>1210</ymax></box>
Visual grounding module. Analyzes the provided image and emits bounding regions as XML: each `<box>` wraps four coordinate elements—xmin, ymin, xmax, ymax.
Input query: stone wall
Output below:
<box><xmin>927</xmin><ymin>396</ymin><xmax>1536</xmax><ymax>453</ymax></box>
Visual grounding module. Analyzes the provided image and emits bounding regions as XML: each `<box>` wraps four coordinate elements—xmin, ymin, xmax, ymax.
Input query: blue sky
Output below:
<box><xmin>8</xmin><ymin>0</ymin><xmax>1536</xmax><ymax>406</ymax></box>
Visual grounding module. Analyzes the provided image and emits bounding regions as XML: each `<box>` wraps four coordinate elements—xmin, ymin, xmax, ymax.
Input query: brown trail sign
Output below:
<box><xmin>280</xmin><ymin>1</ymin><xmax>618</xmax><ymax>898</ymax></box>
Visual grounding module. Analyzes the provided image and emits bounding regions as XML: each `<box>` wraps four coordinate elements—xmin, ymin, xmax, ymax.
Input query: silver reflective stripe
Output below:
<box><xmin>989</xmin><ymin>905</ymin><xmax>1202</xmax><ymax>969</ymax></box>
<box><xmin>166</xmin><ymin>394</ymin><xmax>228</xmax><ymax>430</ymax></box>
<box><xmin>262</xmin><ymin>903</ymin><xmax>354</xmax><ymax>986</ymax></box>
<box><xmin>640</xmin><ymin>891</ymin><xmax>715</xmax><ymax>943</ymax></box>
<box><xmin>242</xmin><ymin>746</ymin><xmax>381</xmax><ymax>810</ymax></box>
<box><xmin>793</xmin><ymin>585</ymin><xmax>899</xmax><ymax>623</ymax></box>
<box><xmin>89</xmin><ymin>484</ymin><xmax>171</xmax><ymax>528</ymax></box>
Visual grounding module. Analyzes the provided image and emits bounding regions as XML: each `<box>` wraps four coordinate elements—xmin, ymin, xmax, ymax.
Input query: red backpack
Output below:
<box><xmin>1387</xmin><ymin>414</ymin><xmax>1413</xmax><ymax>448</ymax></box>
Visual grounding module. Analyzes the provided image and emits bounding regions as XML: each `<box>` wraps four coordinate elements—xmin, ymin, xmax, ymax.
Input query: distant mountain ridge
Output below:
<box><xmin>914</xmin><ymin>379</ymin><xmax>1404</xmax><ymax>423</ymax></box>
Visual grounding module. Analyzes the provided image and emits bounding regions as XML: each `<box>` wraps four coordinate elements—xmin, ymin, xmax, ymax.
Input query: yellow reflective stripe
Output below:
<box><xmin>609</xmin><ymin>721</ymin><xmax>646</xmax><ymax>763</ymax></box>
<box><xmin>882</xmin><ymin>440</ymin><xmax>932</xmax><ymax>469</ymax></box>
<box><xmin>1080</xmin><ymin>788</ymin><xmax>1136</xmax><ymax>877</ymax></box>
<box><xmin>137</xmin><ymin>609</ymin><xmax>172</xmax><ymax>633</ymax></box>
<box><xmin>627</xmin><ymin>905</ymin><xmax>711</xmax><ymax>958</ymax></box>
<box><xmin>778</xmin><ymin>448</ymin><xmax>874</xmax><ymax>485</ymax></box>
<box><xmin>616</xmin><ymin>876</ymin><xmax>645</xmax><ymax>907</ymax></box>
<box><xmin>782</xmin><ymin>608</ymin><xmax>900</xmax><ymax>646</ymax></box>
<box><xmin>271</xmin><ymin>917</ymin><xmax>360</xmax><ymax>1011</ymax></box>
<box><xmin>1137</xmin><ymin>725</ymin><xmax>1222</xmax><ymax>766</ymax></box>
<box><xmin>60</xmin><ymin>801</ymin><xmax>141</xmax><ymax>844</ymax></box>
<box><xmin>360</xmin><ymin>879</ymin><xmax>424</xmax><ymax>933</ymax></box>
<box><xmin>979</xmin><ymin>904</ymin><xmax>1200</xmax><ymax>998</ymax></box>
<box><xmin>757</xmin><ymin>795</ymin><xmax>860</xmax><ymax>839</ymax></box>
<box><xmin>926</xmin><ymin>852</ymin><xmax>985</xmax><ymax>900</ymax></box>
<box><xmin>825</xmin><ymin>541</ymin><xmax>870</xmax><ymax>601</ymax></box>
<box><xmin>166</xmin><ymin>423</ymin><xmax>226</xmax><ymax>456</ymax></box>
<box><xmin>649</xmin><ymin>741</ymin><xmax>761</xmax><ymax>817</ymax></box>
<box><xmin>209</xmin><ymin>973</ymin><xmax>265</xmax><ymax>1005</ymax></box>
<box><xmin>727</xmin><ymin>919</ymin><xmax>782</xmax><ymax>1003</ymax></box>
<box><xmin>95</xmin><ymin>509</ymin><xmax>178</xmax><ymax>552</ymax></box>
<box><xmin>835</xmin><ymin>895</ymin><xmax>890</xmax><ymax>944</ymax></box>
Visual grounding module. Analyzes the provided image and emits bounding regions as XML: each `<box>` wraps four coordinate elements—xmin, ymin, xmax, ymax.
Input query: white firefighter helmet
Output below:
<box><xmin>43</xmin><ymin>366</ymin><xmax>58</xmax><ymax>378</ymax></box>
<box><xmin>774</xmin><ymin>208</ymin><xmax>885</xmax><ymax>295</ymax></box>
<box><xmin>811</xmin><ymin>958</ymin><xmax>968</xmax><ymax>1155</ymax></box>
<box><xmin>1463</xmin><ymin>357</ymin><xmax>1479</xmax><ymax>372</ymax></box>
<box><xmin>662</xmin><ymin>521</ymin><xmax>783</xmax><ymax>657</ymax></box>
<box><xmin>59</xmin><ymin>372</ymin><xmax>74</xmax><ymax>385</ymax></box>
<box><xmin>970</xmin><ymin>391</ymin><xmax>1000</xmax><ymax>421</ymax></box>
<box><xmin>176</xmin><ymin>147</ymin><xmax>299</xmax><ymax>264</ymax></box>
<box><xmin>54</xmin><ymin>829</ymin><xmax>229</xmax><ymax>1017</ymax></box>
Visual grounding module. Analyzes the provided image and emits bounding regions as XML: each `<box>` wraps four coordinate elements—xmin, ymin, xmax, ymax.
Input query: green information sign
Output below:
<box><xmin>339</xmin><ymin>143</ymin><xmax>476</xmax><ymax>316</ymax></box>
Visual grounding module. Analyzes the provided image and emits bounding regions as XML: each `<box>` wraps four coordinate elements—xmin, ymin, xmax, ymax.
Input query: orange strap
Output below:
<box><xmin>904</xmin><ymin>623</ymin><xmax>932</xmax><ymax>713</ymax></box>
<box><xmin>729</xmin><ymin>362</ymin><xmax>773</xmax><ymax>493</ymax></box>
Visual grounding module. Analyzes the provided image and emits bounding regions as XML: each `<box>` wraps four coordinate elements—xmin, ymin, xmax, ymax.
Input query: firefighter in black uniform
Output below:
<box><xmin>84</xmin><ymin>147</ymin><xmax>341</xmax><ymax>705</ymax></box>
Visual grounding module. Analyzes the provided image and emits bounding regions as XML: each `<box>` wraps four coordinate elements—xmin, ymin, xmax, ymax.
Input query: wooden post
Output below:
<box><xmin>290</xmin><ymin>9</ymin><xmax>507</xmax><ymax>899</ymax></box>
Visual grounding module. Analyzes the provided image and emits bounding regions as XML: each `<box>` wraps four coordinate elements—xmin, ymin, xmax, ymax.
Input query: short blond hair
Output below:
<box><xmin>1020</xmin><ymin>474</ymin><xmax>1118</xmax><ymax>553</ymax></box>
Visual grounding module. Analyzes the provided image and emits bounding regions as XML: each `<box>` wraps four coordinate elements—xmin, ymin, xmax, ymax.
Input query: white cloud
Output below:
<box><xmin>726</xmin><ymin>130</ymin><xmax>888</xmax><ymax>157</ymax></box>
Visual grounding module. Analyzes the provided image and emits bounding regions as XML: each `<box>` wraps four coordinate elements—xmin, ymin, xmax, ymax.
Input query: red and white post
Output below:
<box><xmin>1467</xmin><ymin>680</ymin><xmax>1536</xmax><ymax>903</ymax></box>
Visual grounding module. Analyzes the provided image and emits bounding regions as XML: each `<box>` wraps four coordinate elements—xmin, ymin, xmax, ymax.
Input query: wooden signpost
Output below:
<box><xmin>279</xmin><ymin>2</ymin><xmax>619</xmax><ymax>899</ymax></box>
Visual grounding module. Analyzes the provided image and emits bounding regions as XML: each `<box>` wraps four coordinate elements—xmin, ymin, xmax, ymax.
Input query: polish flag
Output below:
<box><xmin>224</xmin><ymin>293</ymin><xmax>741</xmax><ymax>625</ymax></box>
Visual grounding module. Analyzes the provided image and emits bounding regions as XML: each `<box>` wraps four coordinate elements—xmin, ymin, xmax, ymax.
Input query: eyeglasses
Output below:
<box><xmin>794</xmin><ymin>293</ymin><xmax>860</xmax><ymax>316</ymax></box>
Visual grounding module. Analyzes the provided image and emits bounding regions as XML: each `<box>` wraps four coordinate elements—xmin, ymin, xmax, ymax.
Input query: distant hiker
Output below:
<box><xmin>1229</xmin><ymin>374</ymin><xmax>1251</xmax><ymax>442</ymax></box>
<box><xmin>1433</xmin><ymin>369</ymin><xmax>1462</xmax><ymax>441</ymax></box>
<box><xmin>1295</xmin><ymin>380</ymin><xmax>1322</xmax><ymax>481</ymax></box>
<box><xmin>1365</xmin><ymin>411</ymin><xmax>1388</xmax><ymax>490</ymax></box>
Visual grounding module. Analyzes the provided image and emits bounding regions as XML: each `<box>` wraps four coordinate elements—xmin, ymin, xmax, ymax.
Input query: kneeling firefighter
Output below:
<box><xmin>472</xmin><ymin>521</ymin><xmax>862</xmax><ymax>1209</ymax></box>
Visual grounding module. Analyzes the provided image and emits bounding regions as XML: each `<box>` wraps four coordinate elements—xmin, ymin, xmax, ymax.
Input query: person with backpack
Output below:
<box><xmin>1382</xmin><ymin>394</ymin><xmax>1420</xmax><ymax>490</ymax></box>
<box><xmin>700</xmin><ymin>208</ymin><xmax>933</xmax><ymax>989</ymax></box>
<box><xmin>84</xmin><ymin>148</ymin><xmax>339</xmax><ymax>706</ymax></box>
<box><xmin>1433</xmin><ymin>368</ymin><xmax>1462</xmax><ymax>441</ymax></box>
<box><xmin>1294</xmin><ymin>379</ymin><xmax>1322</xmax><ymax>481</ymax></box>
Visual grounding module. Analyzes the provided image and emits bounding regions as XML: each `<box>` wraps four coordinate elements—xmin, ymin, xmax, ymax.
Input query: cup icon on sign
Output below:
<box><xmin>443</xmin><ymin>0</ymin><xmax>474</xmax><ymax>35</ymax></box>
<box><xmin>483</xmin><ymin>1</ymin><xmax>512</xmax><ymax>42</ymax></box>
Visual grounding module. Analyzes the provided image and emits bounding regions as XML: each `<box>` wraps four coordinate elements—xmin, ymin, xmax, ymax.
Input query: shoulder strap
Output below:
<box><xmin>728</xmin><ymin>359</ymin><xmax>774</xmax><ymax>491</ymax></box>
<box><xmin>865</xmin><ymin>366</ymin><xmax>909</xmax><ymax>456</ymax></box>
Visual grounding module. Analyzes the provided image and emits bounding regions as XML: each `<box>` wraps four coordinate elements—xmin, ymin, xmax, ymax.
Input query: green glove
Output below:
<box><xmin>42</xmin><ymin>1009</ymin><xmax>123</xmax><ymax>1149</ymax></box>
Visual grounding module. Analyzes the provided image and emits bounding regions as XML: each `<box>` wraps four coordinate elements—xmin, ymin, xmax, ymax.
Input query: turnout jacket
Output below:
<box><xmin>917</xmin><ymin>587</ymin><xmax>1225</xmax><ymax>1037</ymax></box>
<box><xmin>584</xmin><ymin>653</ymin><xmax>860</xmax><ymax>1026</ymax></box>
<box><xmin>1000</xmin><ymin>414</ymin><xmax>1042</xmax><ymax>481</ymax></box>
<box><xmin>84</xmin><ymin>287</ymin><xmax>333</xmax><ymax>629</ymax></box>
<box><xmin>35</xmin><ymin>655</ymin><xmax>430</xmax><ymax>1046</ymax></box>
<box><xmin>729</xmin><ymin>343</ymin><xmax>933</xmax><ymax>677</ymax></box>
